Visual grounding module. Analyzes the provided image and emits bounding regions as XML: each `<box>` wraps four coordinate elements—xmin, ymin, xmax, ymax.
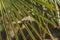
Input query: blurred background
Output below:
<box><xmin>0</xmin><ymin>0</ymin><xmax>60</xmax><ymax>40</ymax></box>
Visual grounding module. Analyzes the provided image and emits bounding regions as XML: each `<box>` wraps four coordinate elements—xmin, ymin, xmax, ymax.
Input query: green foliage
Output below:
<box><xmin>0</xmin><ymin>0</ymin><xmax>60</xmax><ymax>40</ymax></box>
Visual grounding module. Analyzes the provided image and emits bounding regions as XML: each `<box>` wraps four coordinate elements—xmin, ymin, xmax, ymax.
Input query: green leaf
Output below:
<box><xmin>33</xmin><ymin>0</ymin><xmax>56</xmax><ymax>11</ymax></box>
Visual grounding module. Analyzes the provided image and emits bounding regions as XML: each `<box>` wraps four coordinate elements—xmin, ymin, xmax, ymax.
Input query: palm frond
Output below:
<box><xmin>0</xmin><ymin>0</ymin><xmax>60</xmax><ymax>40</ymax></box>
